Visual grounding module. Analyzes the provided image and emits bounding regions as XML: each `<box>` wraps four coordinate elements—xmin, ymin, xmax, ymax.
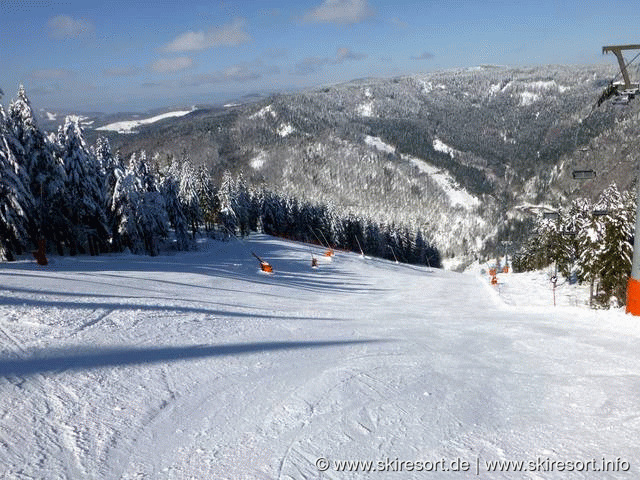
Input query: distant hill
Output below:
<box><xmin>78</xmin><ymin>64</ymin><xmax>640</xmax><ymax>258</ymax></box>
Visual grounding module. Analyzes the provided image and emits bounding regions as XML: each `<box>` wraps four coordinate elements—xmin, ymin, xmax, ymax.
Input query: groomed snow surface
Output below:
<box><xmin>1</xmin><ymin>235</ymin><xmax>639</xmax><ymax>479</ymax></box>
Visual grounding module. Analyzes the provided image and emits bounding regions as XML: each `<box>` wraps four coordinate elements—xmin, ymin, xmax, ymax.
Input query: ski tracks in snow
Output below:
<box><xmin>3</xmin><ymin>237</ymin><xmax>640</xmax><ymax>478</ymax></box>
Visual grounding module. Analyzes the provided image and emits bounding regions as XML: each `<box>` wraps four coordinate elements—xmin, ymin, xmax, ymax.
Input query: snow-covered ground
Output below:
<box><xmin>1</xmin><ymin>235</ymin><xmax>639</xmax><ymax>479</ymax></box>
<box><xmin>363</xmin><ymin>135</ymin><xmax>480</xmax><ymax>211</ymax></box>
<box><xmin>364</xmin><ymin>135</ymin><xmax>395</xmax><ymax>154</ymax></box>
<box><xmin>96</xmin><ymin>109</ymin><xmax>196</xmax><ymax>134</ymax></box>
<box><xmin>403</xmin><ymin>153</ymin><xmax>481</xmax><ymax>210</ymax></box>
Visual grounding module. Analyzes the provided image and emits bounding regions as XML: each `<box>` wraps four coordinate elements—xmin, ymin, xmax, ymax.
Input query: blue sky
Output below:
<box><xmin>1</xmin><ymin>0</ymin><xmax>640</xmax><ymax>113</ymax></box>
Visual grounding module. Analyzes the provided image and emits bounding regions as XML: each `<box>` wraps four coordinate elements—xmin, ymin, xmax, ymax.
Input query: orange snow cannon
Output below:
<box><xmin>252</xmin><ymin>252</ymin><xmax>273</xmax><ymax>274</ymax></box>
<box><xmin>489</xmin><ymin>268</ymin><xmax>497</xmax><ymax>277</ymax></box>
<box><xmin>502</xmin><ymin>266</ymin><xmax>509</xmax><ymax>274</ymax></box>
<box><xmin>324</xmin><ymin>249</ymin><xmax>334</xmax><ymax>257</ymax></box>
<box><xmin>490</xmin><ymin>275</ymin><xmax>498</xmax><ymax>285</ymax></box>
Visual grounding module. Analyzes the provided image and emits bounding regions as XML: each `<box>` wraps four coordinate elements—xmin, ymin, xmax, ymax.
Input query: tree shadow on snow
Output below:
<box><xmin>0</xmin><ymin>339</ymin><xmax>386</xmax><ymax>377</ymax></box>
<box><xmin>0</xmin><ymin>292</ymin><xmax>345</xmax><ymax>323</ymax></box>
<box><xmin>0</xmin><ymin>235</ymin><xmax>388</xmax><ymax>297</ymax></box>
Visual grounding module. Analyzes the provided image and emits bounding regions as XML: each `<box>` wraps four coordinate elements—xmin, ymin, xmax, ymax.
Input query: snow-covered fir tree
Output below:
<box><xmin>159</xmin><ymin>160</ymin><xmax>190</xmax><ymax>251</ymax></box>
<box><xmin>217</xmin><ymin>170</ymin><xmax>239</xmax><ymax>237</ymax></box>
<box><xmin>111</xmin><ymin>153</ymin><xmax>168</xmax><ymax>255</ymax></box>
<box><xmin>92</xmin><ymin>136</ymin><xmax>124</xmax><ymax>242</ymax></box>
<box><xmin>593</xmin><ymin>184</ymin><xmax>634</xmax><ymax>306</ymax></box>
<box><xmin>57</xmin><ymin>116</ymin><xmax>108</xmax><ymax>255</ymax></box>
<box><xmin>0</xmin><ymin>104</ymin><xmax>34</xmax><ymax>260</ymax></box>
<box><xmin>196</xmin><ymin>164</ymin><xmax>217</xmax><ymax>231</ymax></box>
<box><xmin>178</xmin><ymin>159</ymin><xmax>202</xmax><ymax>237</ymax></box>
<box><xmin>6</xmin><ymin>86</ymin><xmax>66</xmax><ymax>249</ymax></box>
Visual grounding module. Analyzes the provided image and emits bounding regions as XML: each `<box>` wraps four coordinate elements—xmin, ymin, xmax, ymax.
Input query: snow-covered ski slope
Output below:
<box><xmin>1</xmin><ymin>235</ymin><xmax>639</xmax><ymax>479</ymax></box>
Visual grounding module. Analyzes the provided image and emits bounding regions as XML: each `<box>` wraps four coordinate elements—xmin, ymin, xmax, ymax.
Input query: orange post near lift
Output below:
<box><xmin>627</xmin><ymin>125</ymin><xmax>640</xmax><ymax>313</ymax></box>
<box><xmin>627</xmin><ymin>277</ymin><xmax>640</xmax><ymax>315</ymax></box>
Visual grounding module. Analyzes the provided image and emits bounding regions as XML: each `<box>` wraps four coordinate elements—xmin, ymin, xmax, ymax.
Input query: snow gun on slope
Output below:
<box><xmin>307</xmin><ymin>245</ymin><xmax>319</xmax><ymax>269</ymax></box>
<box><xmin>252</xmin><ymin>252</ymin><xmax>273</xmax><ymax>273</ymax></box>
<box><xmin>310</xmin><ymin>228</ymin><xmax>334</xmax><ymax>257</ymax></box>
<box><xmin>221</xmin><ymin>225</ymin><xmax>274</xmax><ymax>274</ymax></box>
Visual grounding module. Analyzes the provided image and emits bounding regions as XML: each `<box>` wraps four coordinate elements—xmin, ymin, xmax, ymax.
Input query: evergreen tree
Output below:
<box><xmin>6</xmin><ymin>86</ymin><xmax>66</xmax><ymax>249</ymax></box>
<box><xmin>93</xmin><ymin>137</ymin><xmax>124</xmax><ymax>251</ymax></box>
<box><xmin>217</xmin><ymin>170</ymin><xmax>238</xmax><ymax>237</ymax></box>
<box><xmin>57</xmin><ymin>116</ymin><xmax>108</xmax><ymax>254</ymax></box>
<box><xmin>178</xmin><ymin>159</ymin><xmax>202</xmax><ymax>237</ymax></box>
<box><xmin>594</xmin><ymin>184</ymin><xmax>633</xmax><ymax>306</ymax></box>
<box><xmin>233</xmin><ymin>174</ymin><xmax>251</xmax><ymax>237</ymax></box>
<box><xmin>111</xmin><ymin>153</ymin><xmax>168</xmax><ymax>255</ymax></box>
<box><xmin>0</xmin><ymin>104</ymin><xmax>34</xmax><ymax>260</ymax></box>
<box><xmin>159</xmin><ymin>166</ymin><xmax>190</xmax><ymax>251</ymax></box>
<box><xmin>196</xmin><ymin>164</ymin><xmax>217</xmax><ymax>232</ymax></box>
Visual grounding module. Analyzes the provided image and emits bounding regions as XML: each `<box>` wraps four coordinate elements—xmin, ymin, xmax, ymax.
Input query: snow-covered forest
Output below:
<box><xmin>0</xmin><ymin>87</ymin><xmax>440</xmax><ymax>268</ymax></box>
<box><xmin>513</xmin><ymin>183</ymin><xmax>635</xmax><ymax>307</ymax></box>
<box><xmin>86</xmin><ymin>64</ymin><xmax>640</xmax><ymax>260</ymax></box>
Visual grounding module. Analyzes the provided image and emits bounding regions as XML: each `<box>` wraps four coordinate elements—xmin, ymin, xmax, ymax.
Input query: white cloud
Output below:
<box><xmin>294</xmin><ymin>47</ymin><xmax>366</xmax><ymax>75</ymax></box>
<box><xmin>31</xmin><ymin>68</ymin><xmax>75</xmax><ymax>80</ymax></box>
<box><xmin>391</xmin><ymin>17</ymin><xmax>408</xmax><ymax>29</ymax></box>
<box><xmin>103</xmin><ymin>66</ymin><xmax>141</xmax><ymax>77</ymax></box>
<box><xmin>47</xmin><ymin>15</ymin><xmax>94</xmax><ymax>39</ymax></box>
<box><xmin>335</xmin><ymin>47</ymin><xmax>365</xmax><ymax>62</ymax></box>
<box><xmin>411</xmin><ymin>51</ymin><xmax>435</xmax><ymax>60</ymax></box>
<box><xmin>263</xmin><ymin>47</ymin><xmax>288</xmax><ymax>59</ymax></box>
<box><xmin>163</xmin><ymin>18</ymin><xmax>250</xmax><ymax>53</ymax></box>
<box><xmin>152</xmin><ymin>57</ymin><xmax>194</xmax><ymax>73</ymax></box>
<box><xmin>184</xmin><ymin>65</ymin><xmax>260</xmax><ymax>86</ymax></box>
<box><xmin>304</xmin><ymin>0</ymin><xmax>374</xmax><ymax>25</ymax></box>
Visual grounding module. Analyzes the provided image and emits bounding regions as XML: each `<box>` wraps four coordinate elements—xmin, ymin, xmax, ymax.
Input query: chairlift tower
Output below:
<box><xmin>602</xmin><ymin>45</ymin><xmax>640</xmax><ymax>95</ymax></box>
<box><xmin>599</xmin><ymin>44</ymin><xmax>640</xmax><ymax>315</ymax></box>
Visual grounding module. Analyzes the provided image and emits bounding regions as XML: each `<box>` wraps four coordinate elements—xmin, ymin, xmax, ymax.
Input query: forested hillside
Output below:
<box><xmin>87</xmin><ymin>64</ymin><xmax>640</xmax><ymax>258</ymax></box>
<box><xmin>0</xmin><ymin>87</ymin><xmax>440</xmax><ymax>268</ymax></box>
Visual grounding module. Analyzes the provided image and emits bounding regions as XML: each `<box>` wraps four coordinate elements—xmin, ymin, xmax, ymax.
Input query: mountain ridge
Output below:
<box><xmin>60</xmin><ymin>63</ymin><xmax>640</xmax><ymax>257</ymax></box>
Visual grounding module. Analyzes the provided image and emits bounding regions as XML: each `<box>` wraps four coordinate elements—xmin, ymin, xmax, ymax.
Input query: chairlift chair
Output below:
<box><xmin>572</xmin><ymin>169</ymin><xmax>597</xmax><ymax>180</ymax></box>
<box><xmin>571</xmin><ymin>133</ymin><xmax>597</xmax><ymax>180</ymax></box>
<box><xmin>543</xmin><ymin>211</ymin><xmax>560</xmax><ymax>220</ymax></box>
<box><xmin>592</xmin><ymin>209</ymin><xmax>610</xmax><ymax>217</ymax></box>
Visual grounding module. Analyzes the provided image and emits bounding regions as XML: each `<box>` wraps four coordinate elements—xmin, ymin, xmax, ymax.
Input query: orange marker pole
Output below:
<box><xmin>627</xmin><ymin>176</ymin><xmax>640</xmax><ymax>315</ymax></box>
